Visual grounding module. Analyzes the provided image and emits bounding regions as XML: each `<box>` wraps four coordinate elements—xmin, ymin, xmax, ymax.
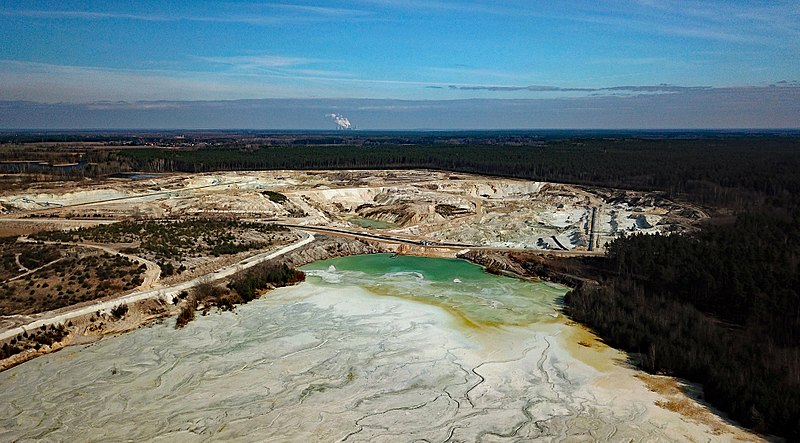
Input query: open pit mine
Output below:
<box><xmin>1</xmin><ymin>170</ymin><xmax>756</xmax><ymax>442</ymax></box>
<box><xmin>0</xmin><ymin>169</ymin><xmax>703</xmax><ymax>251</ymax></box>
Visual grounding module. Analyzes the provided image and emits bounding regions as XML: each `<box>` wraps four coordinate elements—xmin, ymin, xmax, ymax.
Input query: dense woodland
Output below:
<box><xmin>565</xmin><ymin>209</ymin><xmax>800</xmax><ymax>438</ymax></box>
<box><xmin>3</xmin><ymin>132</ymin><xmax>800</xmax><ymax>209</ymax></box>
<box><xmin>3</xmin><ymin>131</ymin><xmax>800</xmax><ymax>438</ymax></box>
<box><xmin>112</xmin><ymin>135</ymin><xmax>800</xmax><ymax>209</ymax></box>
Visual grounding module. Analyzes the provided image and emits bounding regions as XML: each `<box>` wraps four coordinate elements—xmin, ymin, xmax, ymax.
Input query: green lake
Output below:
<box><xmin>0</xmin><ymin>254</ymin><xmax>739</xmax><ymax>441</ymax></box>
<box><xmin>303</xmin><ymin>253</ymin><xmax>566</xmax><ymax>328</ymax></box>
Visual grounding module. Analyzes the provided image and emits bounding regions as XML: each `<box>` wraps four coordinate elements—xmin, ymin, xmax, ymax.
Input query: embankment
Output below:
<box><xmin>457</xmin><ymin>250</ymin><xmax>599</xmax><ymax>289</ymax></box>
<box><xmin>278</xmin><ymin>234</ymin><xmax>387</xmax><ymax>267</ymax></box>
<box><xmin>0</xmin><ymin>234</ymin><xmax>385</xmax><ymax>371</ymax></box>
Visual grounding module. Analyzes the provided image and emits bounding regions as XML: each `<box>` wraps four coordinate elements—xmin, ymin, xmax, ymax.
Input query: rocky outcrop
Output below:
<box><xmin>457</xmin><ymin>250</ymin><xmax>527</xmax><ymax>277</ymax></box>
<box><xmin>357</xmin><ymin>203</ymin><xmax>419</xmax><ymax>225</ymax></box>
<box><xmin>458</xmin><ymin>250</ymin><xmax>599</xmax><ymax>289</ymax></box>
<box><xmin>280</xmin><ymin>234</ymin><xmax>387</xmax><ymax>268</ymax></box>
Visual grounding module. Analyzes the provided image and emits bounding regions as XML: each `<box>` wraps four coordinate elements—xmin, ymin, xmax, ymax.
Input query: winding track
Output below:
<box><xmin>276</xmin><ymin>223</ymin><xmax>604</xmax><ymax>257</ymax></box>
<box><xmin>0</xmin><ymin>220</ymin><xmax>597</xmax><ymax>343</ymax></box>
<box><xmin>6</xmin><ymin>178</ymin><xmax>249</xmax><ymax>215</ymax></box>
<box><xmin>16</xmin><ymin>237</ymin><xmax>163</xmax><ymax>289</ymax></box>
<box><xmin>0</xmin><ymin>232</ymin><xmax>315</xmax><ymax>341</ymax></box>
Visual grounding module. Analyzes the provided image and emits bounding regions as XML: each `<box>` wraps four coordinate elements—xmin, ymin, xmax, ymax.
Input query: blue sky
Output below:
<box><xmin>1</xmin><ymin>0</ymin><xmax>798</xmax><ymax>128</ymax></box>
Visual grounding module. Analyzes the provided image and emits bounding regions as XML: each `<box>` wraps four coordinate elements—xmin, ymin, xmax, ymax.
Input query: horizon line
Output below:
<box><xmin>3</xmin><ymin>128</ymin><xmax>800</xmax><ymax>133</ymax></box>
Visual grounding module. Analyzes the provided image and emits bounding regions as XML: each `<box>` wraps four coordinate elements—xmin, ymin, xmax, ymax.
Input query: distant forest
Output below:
<box><xmin>3</xmin><ymin>132</ymin><xmax>800</xmax><ymax>209</ymax></box>
<box><xmin>3</xmin><ymin>131</ymin><xmax>800</xmax><ymax>438</ymax></box>
<box><xmin>112</xmin><ymin>135</ymin><xmax>800</xmax><ymax>209</ymax></box>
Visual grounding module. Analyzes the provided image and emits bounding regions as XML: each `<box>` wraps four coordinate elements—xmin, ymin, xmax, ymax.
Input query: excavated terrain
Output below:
<box><xmin>2</xmin><ymin>171</ymin><xmax>764</xmax><ymax>443</ymax></box>
<box><xmin>0</xmin><ymin>170</ymin><xmax>705</xmax><ymax>252</ymax></box>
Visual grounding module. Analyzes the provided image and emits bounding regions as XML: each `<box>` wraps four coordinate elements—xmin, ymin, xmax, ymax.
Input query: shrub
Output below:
<box><xmin>228</xmin><ymin>262</ymin><xmax>305</xmax><ymax>302</ymax></box>
<box><xmin>175</xmin><ymin>304</ymin><xmax>195</xmax><ymax>328</ymax></box>
<box><xmin>110</xmin><ymin>304</ymin><xmax>128</xmax><ymax>319</ymax></box>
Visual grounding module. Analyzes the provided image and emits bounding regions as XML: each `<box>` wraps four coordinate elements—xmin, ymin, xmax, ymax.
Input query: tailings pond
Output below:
<box><xmin>0</xmin><ymin>254</ymin><xmax>755</xmax><ymax>441</ymax></box>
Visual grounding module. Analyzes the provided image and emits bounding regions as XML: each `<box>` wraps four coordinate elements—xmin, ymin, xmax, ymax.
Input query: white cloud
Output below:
<box><xmin>1</xmin><ymin>58</ymin><xmax>797</xmax><ymax>105</ymax></box>
<box><xmin>198</xmin><ymin>55</ymin><xmax>320</xmax><ymax>69</ymax></box>
<box><xmin>0</xmin><ymin>59</ymin><xmax>446</xmax><ymax>102</ymax></box>
<box><xmin>269</xmin><ymin>4</ymin><xmax>373</xmax><ymax>18</ymax></box>
<box><xmin>0</xmin><ymin>9</ymin><xmax>170</xmax><ymax>21</ymax></box>
<box><xmin>2</xmin><ymin>91</ymin><xmax>799</xmax><ymax>129</ymax></box>
<box><xmin>0</xmin><ymin>60</ymin><xmax>307</xmax><ymax>102</ymax></box>
<box><xmin>351</xmin><ymin>0</ymin><xmax>799</xmax><ymax>44</ymax></box>
<box><xmin>0</xmin><ymin>4</ymin><xmax>376</xmax><ymax>26</ymax></box>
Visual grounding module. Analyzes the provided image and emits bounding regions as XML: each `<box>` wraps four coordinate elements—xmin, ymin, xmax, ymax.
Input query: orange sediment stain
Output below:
<box><xmin>557</xmin><ymin>320</ymin><xmax>621</xmax><ymax>372</ymax></box>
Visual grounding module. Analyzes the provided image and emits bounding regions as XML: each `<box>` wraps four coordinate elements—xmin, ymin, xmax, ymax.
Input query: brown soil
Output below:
<box><xmin>636</xmin><ymin>373</ymin><xmax>764</xmax><ymax>442</ymax></box>
<box><xmin>0</xmin><ymin>248</ymin><xmax>146</xmax><ymax>316</ymax></box>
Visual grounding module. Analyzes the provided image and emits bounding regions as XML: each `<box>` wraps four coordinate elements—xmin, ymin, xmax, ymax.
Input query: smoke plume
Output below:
<box><xmin>326</xmin><ymin>113</ymin><xmax>352</xmax><ymax>129</ymax></box>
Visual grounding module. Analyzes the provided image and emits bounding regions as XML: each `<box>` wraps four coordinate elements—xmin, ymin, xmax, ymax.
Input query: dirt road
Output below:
<box><xmin>6</xmin><ymin>178</ymin><xmax>251</xmax><ymax>215</ymax></box>
<box><xmin>0</xmin><ymin>232</ymin><xmax>315</xmax><ymax>341</ymax></box>
<box><xmin>277</xmin><ymin>223</ymin><xmax>604</xmax><ymax>257</ymax></box>
<box><xmin>17</xmin><ymin>237</ymin><xmax>163</xmax><ymax>290</ymax></box>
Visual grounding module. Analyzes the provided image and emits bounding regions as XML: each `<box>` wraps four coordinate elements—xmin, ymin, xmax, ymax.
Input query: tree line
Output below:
<box><xmin>175</xmin><ymin>262</ymin><xmax>305</xmax><ymax>329</ymax></box>
<box><xmin>4</xmin><ymin>134</ymin><xmax>800</xmax><ymax>210</ymax></box>
<box><xmin>5</xmin><ymin>133</ymin><xmax>800</xmax><ymax>439</ymax></box>
<box><xmin>564</xmin><ymin>208</ymin><xmax>800</xmax><ymax>438</ymax></box>
<box><xmin>115</xmin><ymin>136</ymin><xmax>800</xmax><ymax>209</ymax></box>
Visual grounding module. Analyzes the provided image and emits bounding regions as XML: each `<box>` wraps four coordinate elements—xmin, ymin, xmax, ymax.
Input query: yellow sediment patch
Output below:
<box><xmin>557</xmin><ymin>320</ymin><xmax>619</xmax><ymax>372</ymax></box>
<box><xmin>636</xmin><ymin>373</ymin><xmax>765</xmax><ymax>442</ymax></box>
<box><xmin>365</xmin><ymin>284</ymin><xmax>491</xmax><ymax>330</ymax></box>
<box><xmin>363</xmin><ymin>284</ymin><xmax>562</xmax><ymax>331</ymax></box>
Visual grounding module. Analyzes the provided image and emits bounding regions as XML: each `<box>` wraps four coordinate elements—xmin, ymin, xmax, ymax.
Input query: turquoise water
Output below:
<box><xmin>302</xmin><ymin>254</ymin><xmax>567</xmax><ymax>327</ymax></box>
<box><xmin>0</xmin><ymin>254</ymin><xmax>730</xmax><ymax>441</ymax></box>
